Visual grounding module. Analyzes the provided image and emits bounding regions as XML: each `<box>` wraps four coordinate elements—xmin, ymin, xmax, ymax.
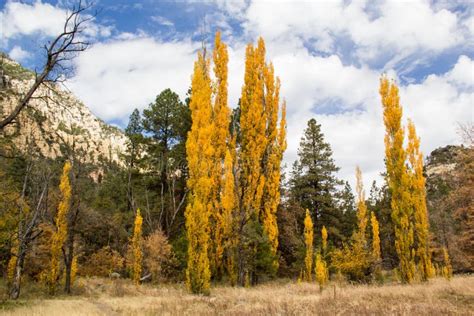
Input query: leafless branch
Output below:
<box><xmin>0</xmin><ymin>0</ymin><xmax>95</xmax><ymax>130</ymax></box>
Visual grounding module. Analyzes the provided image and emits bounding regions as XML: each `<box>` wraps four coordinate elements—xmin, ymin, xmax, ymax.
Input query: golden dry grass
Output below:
<box><xmin>1</xmin><ymin>275</ymin><xmax>473</xmax><ymax>315</ymax></box>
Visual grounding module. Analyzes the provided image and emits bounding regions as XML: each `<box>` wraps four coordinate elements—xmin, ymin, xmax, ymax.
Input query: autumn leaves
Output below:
<box><xmin>185</xmin><ymin>33</ymin><xmax>286</xmax><ymax>294</ymax></box>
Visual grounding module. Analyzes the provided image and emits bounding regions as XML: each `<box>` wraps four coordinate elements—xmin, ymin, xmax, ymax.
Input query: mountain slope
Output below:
<box><xmin>0</xmin><ymin>53</ymin><xmax>127</xmax><ymax>165</ymax></box>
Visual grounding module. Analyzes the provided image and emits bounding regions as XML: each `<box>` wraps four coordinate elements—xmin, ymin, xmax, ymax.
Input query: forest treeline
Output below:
<box><xmin>0</xmin><ymin>32</ymin><xmax>472</xmax><ymax>299</ymax></box>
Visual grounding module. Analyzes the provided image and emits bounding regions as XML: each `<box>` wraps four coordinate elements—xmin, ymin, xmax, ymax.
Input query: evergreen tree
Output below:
<box><xmin>290</xmin><ymin>118</ymin><xmax>343</xmax><ymax>246</ymax></box>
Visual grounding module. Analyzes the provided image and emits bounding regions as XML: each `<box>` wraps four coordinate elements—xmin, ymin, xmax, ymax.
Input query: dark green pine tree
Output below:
<box><xmin>336</xmin><ymin>181</ymin><xmax>357</xmax><ymax>242</ymax></box>
<box><xmin>124</xmin><ymin>108</ymin><xmax>145</xmax><ymax>212</ymax></box>
<box><xmin>367</xmin><ymin>181</ymin><xmax>398</xmax><ymax>269</ymax></box>
<box><xmin>142</xmin><ymin>88</ymin><xmax>191</xmax><ymax>235</ymax></box>
<box><xmin>289</xmin><ymin>118</ymin><xmax>344</xmax><ymax>247</ymax></box>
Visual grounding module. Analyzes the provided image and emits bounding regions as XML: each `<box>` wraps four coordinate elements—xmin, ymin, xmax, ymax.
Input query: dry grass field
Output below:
<box><xmin>1</xmin><ymin>275</ymin><xmax>473</xmax><ymax>315</ymax></box>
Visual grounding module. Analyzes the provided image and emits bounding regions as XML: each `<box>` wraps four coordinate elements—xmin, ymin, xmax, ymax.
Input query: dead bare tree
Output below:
<box><xmin>0</xmin><ymin>0</ymin><xmax>94</xmax><ymax>130</ymax></box>
<box><xmin>8</xmin><ymin>155</ymin><xmax>52</xmax><ymax>300</ymax></box>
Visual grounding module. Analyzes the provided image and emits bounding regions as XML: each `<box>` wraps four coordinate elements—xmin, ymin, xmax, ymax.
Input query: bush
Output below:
<box><xmin>81</xmin><ymin>246</ymin><xmax>124</xmax><ymax>277</ymax></box>
<box><xmin>143</xmin><ymin>229</ymin><xmax>172</xmax><ymax>283</ymax></box>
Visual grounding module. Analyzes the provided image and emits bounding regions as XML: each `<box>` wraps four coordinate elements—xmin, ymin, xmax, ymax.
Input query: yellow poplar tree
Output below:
<box><xmin>303</xmin><ymin>209</ymin><xmax>313</xmax><ymax>281</ymax></box>
<box><xmin>211</xmin><ymin>31</ymin><xmax>231</xmax><ymax>275</ymax></box>
<box><xmin>239</xmin><ymin>38</ymin><xmax>267</xmax><ymax>223</ymax></box>
<box><xmin>315</xmin><ymin>252</ymin><xmax>328</xmax><ymax>291</ymax></box>
<box><xmin>371</xmin><ymin>212</ymin><xmax>381</xmax><ymax>261</ymax></box>
<box><xmin>321</xmin><ymin>226</ymin><xmax>328</xmax><ymax>255</ymax></box>
<box><xmin>442</xmin><ymin>247</ymin><xmax>452</xmax><ymax>280</ymax></box>
<box><xmin>222</xmin><ymin>149</ymin><xmax>237</xmax><ymax>285</ymax></box>
<box><xmin>185</xmin><ymin>50</ymin><xmax>213</xmax><ymax>295</ymax></box>
<box><xmin>380</xmin><ymin>77</ymin><xmax>415</xmax><ymax>283</ymax></box>
<box><xmin>407</xmin><ymin>120</ymin><xmax>434</xmax><ymax>280</ymax></box>
<box><xmin>262</xmin><ymin>63</ymin><xmax>286</xmax><ymax>270</ymax></box>
<box><xmin>238</xmin><ymin>37</ymin><xmax>286</xmax><ymax>280</ymax></box>
<box><xmin>50</xmin><ymin>161</ymin><xmax>72</xmax><ymax>294</ymax></box>
<box><xmin>132</xmin><ymin>208</ymin><xmax>143</xmax><ymax>285</ymax></box>
<box><xmin>355</xmin><ymin>166</ymin><xmax>368</xmax><ymax>244</ymax></box>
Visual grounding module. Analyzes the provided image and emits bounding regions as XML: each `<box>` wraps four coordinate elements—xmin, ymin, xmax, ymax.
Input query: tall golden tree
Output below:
<box><xmin>380</xmin><ymin>77</ymin><xmax>415</xmax><ymax>283</ymax></box>
<box><xmin>222</xmin><ymin>149</ymin><xmax>237</xmax><ymax>285</ymax></box>
<box><xmin>303</xmin><ymin>209</ymin><xmax>313</xmax><ymax>281</ymax></box>
<box><xmin>50</xmin><ymin>161</ymin><xmax>72</xmax><ymax>294</ymax></box>
<box><xmin>237</xmin><ymin>37</ymin><xmax>286</xmax><ymax>282</ymax></box>
<box><xmin>132</xmin><ymin>209</ymin><xmax>143</xmax><ymax>285</ymax></box>
<box><xmin>185</xmin><ymin>50</ymin><xmax>213</xmax><ymax>295</ymax></box>
<box><xmin>407</xmin><ymin>120</ymin><xmax>433</xmax><ymax>280</ymax></box>
<box><xmin>371</xmin><ymin>212</ymin><xmax>381</xmax><ymax>261</ymax></box>
<box><xmin>355</xmin><ymin>166</ymin><xmax>368</xmax><ymax>244</ymax></box>
<box><xmin>211</xmin><ymin>31</ymin><xmax>231</xmax><ymax>275</ymax></box>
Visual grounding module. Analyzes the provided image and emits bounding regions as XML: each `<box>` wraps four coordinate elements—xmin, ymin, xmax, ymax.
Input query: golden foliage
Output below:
<box><xmin>303</xmin><ymin>209</ymin><xmax>313</xmax><ymax>281</ymax></box>
<box><xmin>132</xmin><ymin>209</ymin><xmax>143</xmax><ymax>285</ymax></box>
<box><xmin>315</xmin><ymin>252</ymin><xmax>328</xmax><ymax>291</ymax></box>
<box><xmin>50</xmin><ymin>161</ymin><xmax>72</xmax><ymax>294</ymax></box>
<box><xmin>442</xmin><ymin>247</ymin><xmax>453</xmax><ymax>280</ymax></box>
<box><xmin>185</xmin><ymin>50</ymin><xmax>213</xmax><ymax>295</ymax></box>
<box><xmin>222</xmin><ymin>149</ymin><xmax>237</xmax><ymax>285</ymax></box>
<box><xmin>321</xmin><ymin>226</ymin><xmax>328</xmax><ymax>255</ymax></box>
<box><xmin>371</xmin><ymin>212</ymin><xmax>381</xmax><ymax>261</ymax></box>
<box><xmin>380</xmin><ymin>77</ymin><xmax>415</xmax><ymax>283</ymax></box>
<box><xmin>355</xmin><ymin>166</ymin><xmax>368</xmax><ymax>242</ymax></box>
<box><xmin>143</xmin><ymin>229</ymin><xmax>172</xmax><ymax>283</ymax></box>
<box><xmin>211</xmin><ymin>31</ymin><xmax>231</xmax><ymax>274</ymax></box>
<box><xmin>82</xmin><ymin>246</ymin><xmax>124</xmax><ymax>277</ymax></box>
<box><xmin>407</xmin><ymin>120</ymin><xmax>434</xmax><ymax>280</ymax></box>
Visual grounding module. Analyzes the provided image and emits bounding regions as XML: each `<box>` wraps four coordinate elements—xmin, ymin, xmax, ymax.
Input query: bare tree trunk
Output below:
<box><xmin>9</xmin><ymin>247</ymin><xmax>26</xmax><ymax>300</ymax></box>
<box><xmin>64</xmin><ymin>231</ymin><xmax>74</xmax><ymax>294</ymax></box>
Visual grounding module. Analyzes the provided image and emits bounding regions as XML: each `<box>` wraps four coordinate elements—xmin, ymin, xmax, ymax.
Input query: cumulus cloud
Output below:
<box><xmin>8</xmin><ymin>45</ymin><xmax>31</xmax><ymax>61</ymax></box>
<box><xmin>0</xmin><ymin>0</ymin><xmax>112</xmax><ymax>46</ymax></box>
<box><xmin>68</xmin><ymin>37</ymin><xmax>199</xmax><ymax>123</ymax></box>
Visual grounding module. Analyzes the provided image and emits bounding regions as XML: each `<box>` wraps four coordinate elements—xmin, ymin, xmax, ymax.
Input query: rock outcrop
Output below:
<box><xmin>0</xmin><ymin>53</ymin><xmax>127</xmax><ymax>165</ymax></box>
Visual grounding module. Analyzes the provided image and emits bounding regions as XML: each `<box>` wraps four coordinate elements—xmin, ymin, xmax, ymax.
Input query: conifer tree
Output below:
<box><xmin>185</xmin><ymin>50</ymin><xmax>213</xmax><ymax>295</ymax></box>
<box><xmin>303</xmin><ymin>209</ymin><xmax>313</xmax><ymax>281</ymax></box>
<box><xmin>50</xmin><ymin>161</ymin><xmax>72</xmax><ymax>294</ymax></box>
<box><xmin>132</xmin><ymin>209</ymin><xmax>143</xmax><ymax>285</ymax></box>
<box><xmin>290</xmin><ymin>118</ymin><xmax>343</xmax><ymax>246</ymax></box>
<box><xmin>371</xmin><ymin>212</ymin><xmax>381</xmax><ymax>261</ymax></box>
<box><xmin>380</xmin><ymin>77</ymin><xmax>415</xmax><ymax>283</ymax></box>
<box><xmin>407</xmin><ymin>120</ymin><xmax>433</xmax><ymax>280</ymax></box>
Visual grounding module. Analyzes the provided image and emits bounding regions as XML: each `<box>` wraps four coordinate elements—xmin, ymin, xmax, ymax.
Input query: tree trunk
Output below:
<box><xmin>64</xmin><ymin>228</ymin><xmax>74</xmax><ymax>294</ymax></box>
<box><xmin>9</xmin><ymin>249</ymin><xmax>26</xmax><ymax>300</ymax></box>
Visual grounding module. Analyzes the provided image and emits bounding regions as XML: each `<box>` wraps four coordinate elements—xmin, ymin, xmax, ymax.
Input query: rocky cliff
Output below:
<box><xmin>0</xmin><ymin>53</ymin><xmax>127</xmax><ymax>165</ymax></box>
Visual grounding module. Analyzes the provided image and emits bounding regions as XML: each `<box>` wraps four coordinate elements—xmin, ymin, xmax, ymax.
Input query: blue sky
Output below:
<box><xmin>1</xmin><ymin>0</ymin><xmax>473</xmax><ymax>188</ymax></box>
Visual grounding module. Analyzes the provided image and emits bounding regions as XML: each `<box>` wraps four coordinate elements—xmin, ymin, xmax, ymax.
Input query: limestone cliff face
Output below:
<box><xmin>0</xmin><ymin>54</ymin><xmax>127</xmax><ymax>165</ymax></box>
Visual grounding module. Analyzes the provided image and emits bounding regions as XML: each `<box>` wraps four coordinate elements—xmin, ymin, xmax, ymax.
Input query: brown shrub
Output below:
<box><xmin>81</xmin><ymin>246</ymin><xmax>124</xmax><ymax>277</ymax></box>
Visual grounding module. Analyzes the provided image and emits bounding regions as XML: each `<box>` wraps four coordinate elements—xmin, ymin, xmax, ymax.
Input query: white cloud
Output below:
<box><xmin>1</xmin><ymin>0</ymin><xmax>66</xmax><ymax>41</ymax></box>
<box><xmin>0</xmin><ymin>0</ymin><xmax>112</xmax><ymax>46</ymax></box>
<box><xmin>8</xmin><ymin>45</ymin><xmax>31</xmax><ymax>61</ymax></box>
<box><xmin>233</xmin><ymin>0</ymin><xmax>466</xmax><ymax>66</ymax></box>
<box><xmin>151</xmin><ymin>16</ymin><xmax>174</xmax><ymax>27</ymax></box>
<box><xmin>68</xmin><ymin>37</ymin><xmax>199</xmax><ymax>122</ymax></box>
<box><xmin>62</xmin><ymin>0</ymin><xmax>472</xmax><ymax>192</ymax></box>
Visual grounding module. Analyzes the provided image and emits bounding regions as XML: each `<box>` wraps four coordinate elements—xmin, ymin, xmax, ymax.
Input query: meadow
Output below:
<box><xmin>1</xmin><ymin>275</ymin><xmax>473</xmax><ymax>315</ymax></box>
